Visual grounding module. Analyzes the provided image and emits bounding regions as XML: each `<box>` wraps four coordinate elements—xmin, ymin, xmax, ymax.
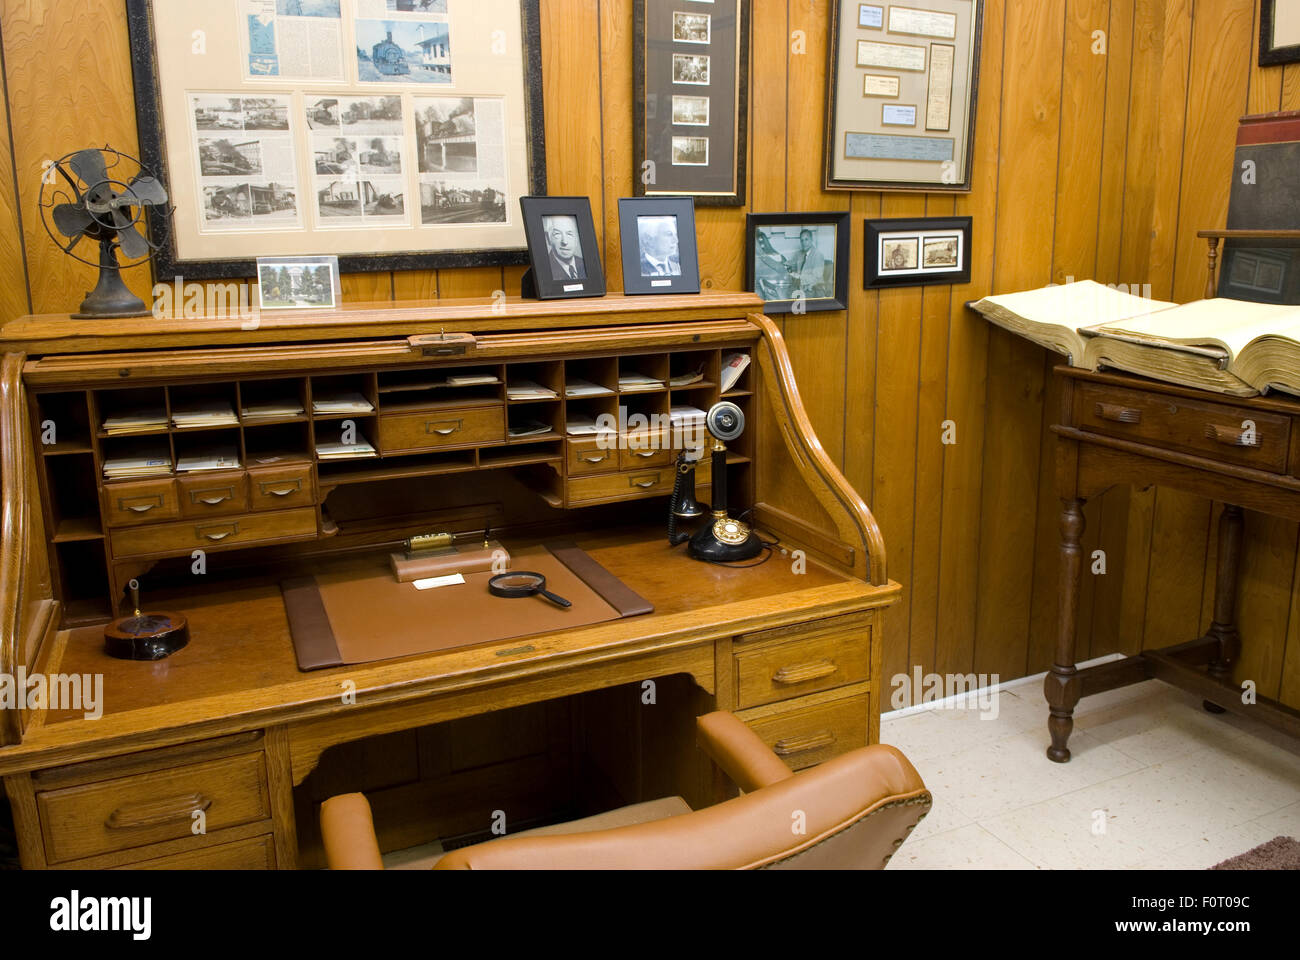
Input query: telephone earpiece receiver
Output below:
<box><xmin>668</xmin><ymin>401</ymin><xmax>763</xmax><ymax>563</ymax></box>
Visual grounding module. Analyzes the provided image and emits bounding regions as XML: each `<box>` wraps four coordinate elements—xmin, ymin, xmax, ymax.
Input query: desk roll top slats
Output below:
<box><xmin>0</xmin><ymin>293</ymin><xmax>898</xmax><ymax>869</ymax></box>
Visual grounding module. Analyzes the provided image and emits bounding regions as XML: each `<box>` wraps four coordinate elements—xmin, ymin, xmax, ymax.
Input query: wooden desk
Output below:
<box><xmin>1047</xmin><ymin>367</ymin><xmax>1300</xmax><ymax>761</ymax></box>
<box><xmin>0</xmin><ymin>293</ymin><xmax>898</xmax><ymax>868</ymax></box>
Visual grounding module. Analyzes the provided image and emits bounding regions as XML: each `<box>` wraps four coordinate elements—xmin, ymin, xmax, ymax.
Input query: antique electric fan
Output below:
<box><xmin>38</xmin><ymin>146</ymin><xmax>169</xmax><ymax>319</ymax></box>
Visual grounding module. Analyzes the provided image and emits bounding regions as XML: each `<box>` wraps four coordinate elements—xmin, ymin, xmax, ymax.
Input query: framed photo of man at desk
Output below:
<box><xmin>745</xmin><ymin>211</ymin><xmax>850</xmax><ymax>314</ymax></box>
<box><xmin>617</xmin><ymin>197</ymin><xmax>701</xmax><ymax>295</ymax></box>
<box><xmin>520</xmin><ymin>196</ymin><xmax>606</xmax><ymax>299</ymax></box>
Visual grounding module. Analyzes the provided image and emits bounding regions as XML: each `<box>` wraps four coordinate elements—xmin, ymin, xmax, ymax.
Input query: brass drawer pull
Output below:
<box><xmin>773</xmin><ymin>730</ymin><xmax>836</xmax><ymax>757</ymax></box>
<box><xmin>772</xmin><ymin>658</ymin><xmax>838</xmax><ymax>685</ymax></box>
<box><xmin>1095</xmin><ymin>402</ymin><xmax>1141</xmax><ymax>424</ymax></box>
<box><xmin>106</xmin><ymin>792</ymin><xmax>212</xmax><ymax>830</ymax></box>
<box><xmin>196</xmin><ymin>522</ymin><xmax>239</xmax><ymax>542</ymax></box>
<box><xmin>630</xmin><ymin>474</ymin><xmax>660</xmax><ymax>488</ymax></box>
<box><xmin>259</xmin><ymin>478</ymin><xmax>302</xmax><ymax>496</ymax></box>
<box><xmin>191</xmin><ymin>487</ymin><xmax>235</xmax><ymax>505</ymax></box>
<box><xmin>119</xmin><ymin>495</ymin><xmax>163</xmax><ymax>513</ymax></box>
<box><xmin>580</xmin><ymin>452</ymin><xmax>609</xmax><ymax>463</ymax></box>
<box><xmin>426</xmin><ymin>419</ymin><xmax>463</xmax><ymax>436</ymax></box>
<box><xmin>1204</xmin><ymin>423</ymin><xmax>1260</xmax><ymax>447</ymax></box>
<box><xmin>631</xmin><ymin>450</ymin><xmax>656</xmax><ymax>458</ymax></box>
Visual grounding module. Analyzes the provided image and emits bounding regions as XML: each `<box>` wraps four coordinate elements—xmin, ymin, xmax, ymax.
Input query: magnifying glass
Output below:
<box><xmin>487</xmin><ymin>570</ymin><xmax>572</xmax><ymax>609</ymax></box>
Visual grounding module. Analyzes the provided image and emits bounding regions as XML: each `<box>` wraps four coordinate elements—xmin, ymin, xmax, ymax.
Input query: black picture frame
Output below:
<box><xmin>1260</xmin><ymin>1</ymin><xmax>1300</xmax><ymax>66</ymax></box>
<box><xmin>617</xmin><ymin>197</ymin><xmax>701</xmax><ymax>295</ymax></box>
<box><xmin>125</xmin><ymin>0</ymin><xmax>547</xmax><ymax>282</ymax></box>
<box><xmin>519</xmin><ymin>196</ymin><xmax>606</xmax><ymax>300</ymax></box>
<box><xmin>864</xmin><ymin>216</ymin><xmax>971</xmax><ymax>288</ymax></box>
<box><xmin>633</xmin><ymin>0</ymin><xmax>750</xmax><ymax>206</ymax></box>
<box><xmin>745</xmin><ymin>212</ymin><xmax>850</xmax><ymax>314</ymax></box>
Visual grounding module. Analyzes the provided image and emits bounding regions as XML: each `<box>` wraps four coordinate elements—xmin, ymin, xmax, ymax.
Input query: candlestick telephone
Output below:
<box><xmin>668</xmin><ymin>401</ymin><xmax>764</xmax><ymax>563</ymax></box>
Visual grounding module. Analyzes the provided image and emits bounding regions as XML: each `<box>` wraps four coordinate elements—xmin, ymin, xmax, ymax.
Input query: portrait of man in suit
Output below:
<box><xmin>638</xmin><ymin>215</ymin><xmax>682</xmax><ymax>277</ymax></box>
<box><xmin>543</xmin><ymin>214</ymin><xmax>586</xmax><ymax>281</ymax></box>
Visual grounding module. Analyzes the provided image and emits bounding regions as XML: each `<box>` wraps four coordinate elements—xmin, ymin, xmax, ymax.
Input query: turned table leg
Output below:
<box><xmin>1203</xmin><ymin>504</ymin><xmax>1243</xmax><ymax>713</ymax></box>
<box><xmin>1045</xmin><ymin>498</ymin><xmax>1085</xmax><ymax>762</ymax></box>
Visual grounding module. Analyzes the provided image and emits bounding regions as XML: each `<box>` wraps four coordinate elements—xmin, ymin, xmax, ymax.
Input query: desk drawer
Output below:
<box><xmin>102</xmin><ymin>478</ymin><xmax>179</xmax><ymax>527</ymax></box>
<box><xmin>733</xmin><ymin>615</ymin><xmax>871</xmax><ymax>709</ymax></box>
<box><xmin>566</xmin><ymin>459</ymin><xmax>711</xmax><ymax>506</ymax></box>
<box><xmin>1074</xmin><ymin>382</ymin><xmax>1291</xmax><ymax>472</ymax></box>
<box><xmin>38</xmin><ymin>753</ymin><xmax>270</xmax><ymax>864</ymax></box>
<box><xmin>118</xmin><ymin>834</ymin><xmax>276</xmax><ymax>870</ymax></box>
<box><xmin>247</xmin><ymin>462</ymin><xmax>315</xmax><ymax>510</ymax></box>
<box><xmin>567</xmin><ymin>437</ymin><xmax>618</xmax><ymax>475</ymax></box>
<box><xmin>379</xmin><ymin>405</ymin><xmax>504</xmax><ymax>454</ymax></box>
<box><xmin>742</xmin><ymin>690</ymin><xmax>869</xmax><ymax>771</ymax></box>
<box><xmin>619</xmin><ymin>430</ymin><xmax>674</xmax><ymax>471</ymax></box>
<box><xmin>177</xmin><ymin>471</ymin><xmax>249</xmax><ymax>517</ymax></box>
<box><xmin>109</xmin><ymin>507</ymin><xmax>317</xmax><ymax>559</ymax></box>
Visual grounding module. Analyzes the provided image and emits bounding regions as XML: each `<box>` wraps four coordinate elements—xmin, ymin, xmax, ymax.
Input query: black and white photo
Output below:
<box><xmin>672</xmin><ymin>95</ymin><xmax>710</xmax><ymax>125</ymax></box>
<box><xmin>419</xmin><ymin>179</ymin><xmax>507</xmax><ymax>224</ymax></box>
<box><xmin>542</xmin><ymin>214</ymin><xmax>586</xmax><ymax>281</ymax></box>
<box><xmin>338</xmin><ymin>95</ymin><xmax>403</xmax><ymax>133</ymax></box>
<box><xmin>882</xmin><ymin>238</ymin><xmax>917</xmax><ymax>271</ymax></box>
<box><xmin>637</xmin><ymin>216</ymin><xmax>681</xmax><ymax>277</ymax></box>
<box><xmin>521</xmin><ymin>196</ymin><xmax>605</xmax><ymax>299</ymax></box>
<box><xmin>746</xmin><ymin>211</ymin><xmax>849</xmax><ymax>313</ymax></box>
<box><xmin>672</xmin><ymin>53</ymin><xmax>710</xmax><ymax>84</ymax></box>
<box><xmin>313</xmin><ymin>136</ymin><xmax>357</xmax><ymax>175</ymax></box>
<box><xmin>241</xmin><ymin>97</ymin><xmax>290</xmax><ymax>130</ymax></box>
<box><xmin>671</xmin><ymin>136</ymin><xmax>709</xmax><ymax>165</ymax></box>
<box><xmin>673</xmin><ymin>12</ymin><xmax>710</xmax><ymax>43</ymax></box>
<box><xmin>198</xmin><ymin>137</ymin><xmax>263</xmax><ymax>176</ymax></box>
<box><xmin>416</xmin><ymin>98</ymin><xmax>477</xmax><ymax>173</ymax></box>
<box><xmin>618</xmin><ymin>196</ymin><xmax>699</xmax><ymax>295</ymax></box>
<box><xmin>922</xmin><ymin>235</ymin><xmax>958</xmax><ymax>267</ymax></box>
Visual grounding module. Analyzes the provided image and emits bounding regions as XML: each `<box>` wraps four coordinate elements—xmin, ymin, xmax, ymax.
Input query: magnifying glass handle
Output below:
<box><xmin>539</xmin><ymin>589</ymin><xmax>571</xmax><ymax>609</ymax></box>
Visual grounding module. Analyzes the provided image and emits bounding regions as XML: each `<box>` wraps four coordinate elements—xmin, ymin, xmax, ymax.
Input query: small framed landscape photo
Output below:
<box><xmin>618</xmin><ymin>196</ymin><xmax>700</xmax><ymax>295</ymax></box>
<box><xmin>745</xmin><ymin>211</ymin><xmax>850</xmax><ymax>314</ymax></box>
<box><xmin>255</xmin><ymin>255</ymin><xmax>340</xmax><ymax>310</ymax></box>
<box><xmin>864</xmin><ymin>216</ymin><xmax>971</xmax><ymax>288</ymax></box>
<box><xmin>519</xmin><ymin>196</ymin><xmax>606</xmax><ymax>299</ymax></box>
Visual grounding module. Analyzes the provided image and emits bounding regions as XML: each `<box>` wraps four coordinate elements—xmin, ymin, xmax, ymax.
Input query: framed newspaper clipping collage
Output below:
<box><xmin>824</xmin><ymin>0</ymin><xmax>982</xmax><ymax>192</ymax></box>
<box><xmin>127</xmin><ymin>0</ymin><xmax>546</xmax><ymax>280</ymax></box>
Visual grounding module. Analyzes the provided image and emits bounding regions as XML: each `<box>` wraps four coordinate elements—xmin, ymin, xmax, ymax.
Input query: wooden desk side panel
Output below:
<box><xmin>0</xmin><ymin>352</ymin><xmax>57</xmax><ymax>747</ymax></box>
<box><xmin>748</xmin><ymin>315</ymin><xmax>888</xmax><ymax>585</ymax></box>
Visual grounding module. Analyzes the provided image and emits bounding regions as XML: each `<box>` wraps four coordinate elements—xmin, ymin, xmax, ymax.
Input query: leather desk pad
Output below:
<box><xmin>282</xmin><ymin>543</ymin><xmax>652</xmax><ymax>671</ymax></box>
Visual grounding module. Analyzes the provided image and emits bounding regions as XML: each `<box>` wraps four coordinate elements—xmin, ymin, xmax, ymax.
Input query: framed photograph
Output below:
<box><xmin>825</xmin><ymin>0</ymin><xmax>983</xmax><ymax>191</ymax></box>
<box><xmin>126</xmin><ymin>0</ymin><xmax>547</xmax><ymax>281</ymax></box>
<box><xmin>634</xmin><ymin>0</ymin><xmax>750</xmax><ymax>206</ymax></box>
<box><xmin>864</xmin><ymin>216</ymin><xmax>971</xmax><ymax>288</ymax></box>
<box><xmin>520</xmin><ymin>196</ymin><xmax>606</xmax><ymax>300</ymax></box>
<box><xmin>1260</xmin><ymin>0</ymin><xmax>1300</xmax><ymax>66</ymax></box>
<box><xmin>618</xmin><ymin>197</ymin><xmax>701</xmax><ymax>296</ymax></box>
<box><xmin>745</xmin><ymin>212</ymin><xmax>851</xmax><ymax>314</ymax></box>
<box><xmin>256</xmin><ymin>255</ymin><xmax>341</xmax><ymax>310</ymax></box>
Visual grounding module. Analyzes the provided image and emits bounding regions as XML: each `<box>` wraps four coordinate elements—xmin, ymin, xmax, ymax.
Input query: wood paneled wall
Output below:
<box><xmin>1</xmin><ymin>0</ymin><xmax>1296</xmax><ymax>705</ymax></box>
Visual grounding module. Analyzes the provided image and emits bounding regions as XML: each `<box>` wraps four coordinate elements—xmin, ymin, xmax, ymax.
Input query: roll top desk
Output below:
<box><xmin>0</xmin><ymin>292</ymin><xmax>897</xmax><ymax>869</ymax></box>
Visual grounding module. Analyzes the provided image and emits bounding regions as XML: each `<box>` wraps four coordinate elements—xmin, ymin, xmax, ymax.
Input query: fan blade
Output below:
<box><xmin>69</xmin><ymin>149</ymin><xmax>109</xmax><ymax>191</ymax></box>
<box><xmin>52</xmin><ymin>201</ymin><xmax>94</xmax><ymax>237</ymax></box>
<box><xmin>115</xmin><ymin>221</ymin><xmax>151</xmax><ymax>260</ymax></box>
<box><xmin>124</xmin><ymin>173</ymin><xmax>167</xmax><ymax>206</ymax></box>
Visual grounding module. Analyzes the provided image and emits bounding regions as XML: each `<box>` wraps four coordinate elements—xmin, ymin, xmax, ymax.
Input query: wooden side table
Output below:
<box><xmin>1046</xmin><ymin>367</ymin><xmax>1300</xmax><ymax>761</ymax></box>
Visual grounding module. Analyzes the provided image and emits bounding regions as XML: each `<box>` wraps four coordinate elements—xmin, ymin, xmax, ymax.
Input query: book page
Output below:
<box><xmin>977</xmin><ymin>279</ymin><xmax>1177</xmax><ymax>331</ymax></box>
<box><xmin>1093</xmin><ymin>298</ymin><xmax>1300</xmax><ymax>357</ymax></box>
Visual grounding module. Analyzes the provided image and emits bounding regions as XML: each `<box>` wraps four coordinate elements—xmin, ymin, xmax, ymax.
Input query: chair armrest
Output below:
<box><xmin>434</xmin><ymin>743</ymin><xmax>930</xmax><ymax>869</ymax></box>
<box><xmin>695</xmin><ymin>710</ymin><xmax>794</xmax><ymax>791</ymax></box>
<box><xmin>320</xmin><ymin>792</ymin><xmax>385</xmax><ymax>870</ymax></box>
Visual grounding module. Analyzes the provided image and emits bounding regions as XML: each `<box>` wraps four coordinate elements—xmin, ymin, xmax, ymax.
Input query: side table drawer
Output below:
<box><xmin>37</xmin><ymin>753</ymin><xmax>271</xmax><ymax>864</ymax></box>
<box><xmin>1074</xmin><ymin>381</ymin><xmax>1291</xmax><ymax>472</ymax></box>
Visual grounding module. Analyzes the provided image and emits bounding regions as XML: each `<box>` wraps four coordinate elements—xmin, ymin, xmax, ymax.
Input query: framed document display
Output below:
<box><xmin>1260</xmin><ymin>0</ymin><xmax>1300</xmax><ymax>66</ymax></box>
<box><xmin>126</xmin><ymin>0</ymin><xmax>546</xmax><ymax>281</ymax></box>
<box><xmin>633</xmin><ymin>0</ymin><xmax>750</xmax><ymax>206</ymax></box>
<box><xmin>863</xmin><ymin>216</ymin><xmax>971</xmax><ymax>288</ymax></box>
<box><xmin>824</xmin><ymin>0</ymin><xmax>982</xmax><ymax>192</ymax></box>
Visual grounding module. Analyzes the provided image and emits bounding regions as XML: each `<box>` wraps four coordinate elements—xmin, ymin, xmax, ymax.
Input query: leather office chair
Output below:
<box><xmin>320</xmin><ymin>711</ymin><xmax>931</xmax><ymax>869</ymax></box>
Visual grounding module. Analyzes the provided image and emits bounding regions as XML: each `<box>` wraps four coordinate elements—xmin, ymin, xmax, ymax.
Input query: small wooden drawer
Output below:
<box><xmin>619</xmin><ymin>430</ymin><xmax>674</xmax><ymax>471</ymax></box>
<box><xmin>733</xmin><ymin>615</ymin><xmax>871</xmax><ymax>709</ymax></box>
<box><xmin>379</xmin><ymin>404</ymin><xmax>505</xmax><ymax>454</ymax></box>
<box><xmin>37</xmin><ymin>753</ymin><xmax>271</xmax><ymax>864</ymax></box>
<box><xmin>102</xmin><ymin>478</ymin><xmax>179</xmax><ymax>527</ymax></box>
<box><xmin>567</xmin><ymin>437</ymin><xmax>618</xmax><ymax>475</ymax></box>
<box><xmin>177</xmin><ymin>471</ymin><xmax>249</xmax><ymax>517</ymax></box>
<box><xmin>118</xmin><ymin>834</ymin><xmax>276</xmax><ymax>870</ymax></box>
<box><xmin>247</xmin><ymin>461</ymin><xmax>314</xmax><ymax>510</ymax></box>
<box><xmin>566</xmin><ymin>458</ymin><xmax>710</xmax><ymax>506</ymax></box>
<box><xmin>1074</xmin><ymin>382</ymin><xmax>1291</xmax><ymax>472</ymax></box>
<box><xmin>742</xmin><ymin>691</ymin><xmax>869</xmax><ymax>771</ymax></box>
<box><xmin>109</xmin><ymin>507</ymin><xmax>317</xmax><ymax>559</ymax></box>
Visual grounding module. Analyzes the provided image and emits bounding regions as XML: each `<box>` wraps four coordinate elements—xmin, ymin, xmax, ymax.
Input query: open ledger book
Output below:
<box><xmin>970</xmin><ymin>280</ymin><xmax>1300</xmax><ymax>398</ymax></box>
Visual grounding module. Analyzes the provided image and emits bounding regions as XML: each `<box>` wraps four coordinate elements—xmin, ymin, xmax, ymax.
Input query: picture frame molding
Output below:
<box><xmin>617</xmin><ymin>196</ymin><xmax>701</xmax><ymax>296</ymax></box>
<box><xmin>125</xmin><ymin>0</ymin><xmax>548</xmax><ymax>282</ymax></box>
<box><xmin>745</xmin><ymin>211</ymin><xmax>851</xmax><ymax>314</ymax></box>
<box><xmin>519</xmin><ymin>195</ymin><xmax>607</xmax><ymax>300</ymax></box>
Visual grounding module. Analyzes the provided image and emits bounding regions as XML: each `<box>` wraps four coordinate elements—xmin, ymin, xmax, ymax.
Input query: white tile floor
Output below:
<box><xmin>884</xmin><ymin>668</ymin><xmax>1300</xmax><ymax>870</ymax></box>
